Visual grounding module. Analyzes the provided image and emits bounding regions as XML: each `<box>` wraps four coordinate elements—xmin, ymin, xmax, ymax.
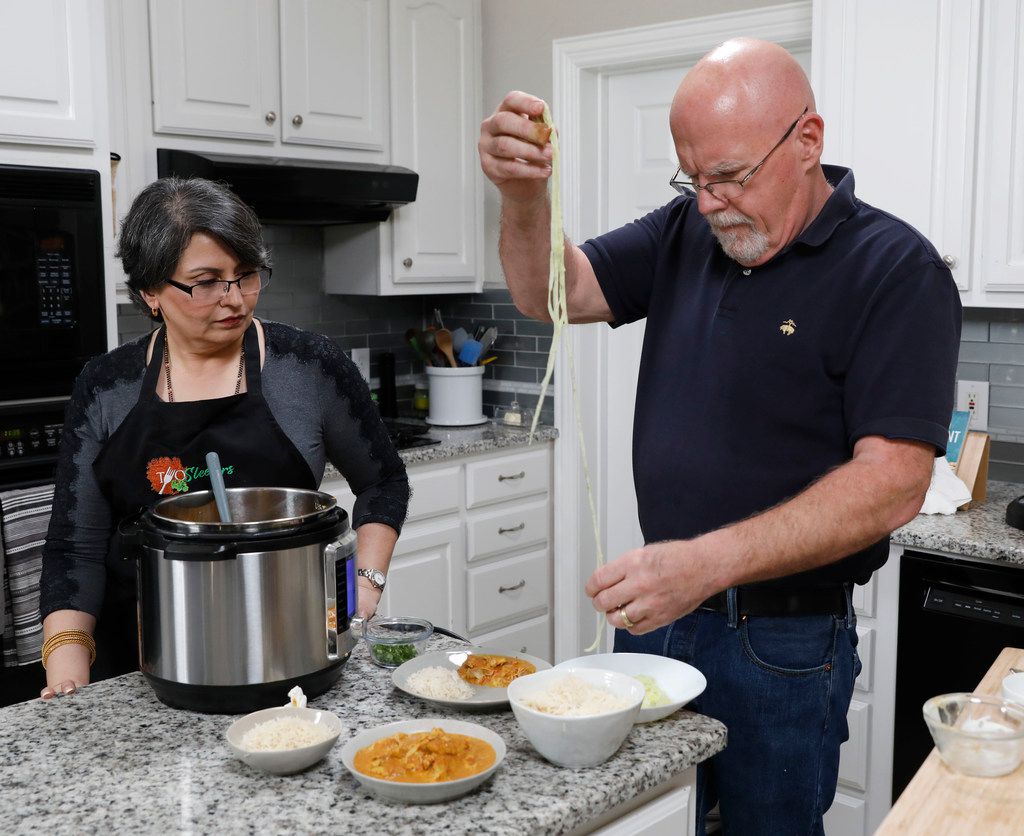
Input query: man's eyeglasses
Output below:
<box><xmin>669</xmin><ymin>106</ymin><xmax>809</xmax><ymax>201</ymax></box>
<box><xmin>165</xmin><ymin>267</ymin><xmax>271</xmax><ymax>305</ymax></box>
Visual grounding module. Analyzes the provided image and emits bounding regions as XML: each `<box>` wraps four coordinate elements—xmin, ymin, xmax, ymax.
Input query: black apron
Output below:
<box><xmin>90</xmin><ymin>321</ymin><xmax>317</xmax><ymax>680</ymax></box>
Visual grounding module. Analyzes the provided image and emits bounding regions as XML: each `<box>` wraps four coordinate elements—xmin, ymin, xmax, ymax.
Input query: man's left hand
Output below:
<box><xmin>585</xmin><ymin>540</ymin><xmax>717</xmax><ymax>635</ymax></box>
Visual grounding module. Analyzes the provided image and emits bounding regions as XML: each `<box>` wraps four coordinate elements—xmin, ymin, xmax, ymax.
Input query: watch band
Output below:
<box><xmin>357</xmin><ymin>568</ymin><xmax>386</xmax><ymax>591</ymax></box>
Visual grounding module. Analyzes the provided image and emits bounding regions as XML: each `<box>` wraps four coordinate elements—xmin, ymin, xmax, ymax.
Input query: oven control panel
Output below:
<box><xmin>0</xmin><ymin>422</ymin><xmax>63</xmax><ymax>461</ymax></box>
<box><xmin>924</xmin><ymin>586</ymin><xmax>1024</xmax><ymax>627</ymax></box>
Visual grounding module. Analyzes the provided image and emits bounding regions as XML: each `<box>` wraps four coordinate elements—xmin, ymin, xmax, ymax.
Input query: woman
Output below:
<box><xmin>39</xmin><ymin>177</ymin><xmax>409</xmax><ymax>699</ymax></box>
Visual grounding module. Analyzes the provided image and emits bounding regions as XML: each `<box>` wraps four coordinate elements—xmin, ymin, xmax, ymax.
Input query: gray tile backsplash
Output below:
<box><xmin>115</xmin><ymin>225</ymin><xmax>554</xmax><ymax>425</ymax></box>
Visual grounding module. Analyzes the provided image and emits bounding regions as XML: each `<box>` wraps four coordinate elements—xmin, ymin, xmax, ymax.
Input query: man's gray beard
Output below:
<box><xmin>708</xmin><ymin>211</ymin><xmax>770</xmax><ymax>264</ymax></box>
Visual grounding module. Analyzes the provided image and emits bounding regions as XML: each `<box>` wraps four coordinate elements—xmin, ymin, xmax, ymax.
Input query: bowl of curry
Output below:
<box><xmin>340</xmin><ymin>718</ymin><xmax>506</xmax><ymax>803</ymax></box>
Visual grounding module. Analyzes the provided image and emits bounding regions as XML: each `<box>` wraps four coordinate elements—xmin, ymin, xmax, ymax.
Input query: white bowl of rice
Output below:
<box><xmin>225</xmin><ymin>705</ymin><xmax>343</xmax><ymax>775</ymax></box>
<box><xmin>506</xmin><ymin>667</ymin><xmax>644</xmax><ymax>768</ymax></box>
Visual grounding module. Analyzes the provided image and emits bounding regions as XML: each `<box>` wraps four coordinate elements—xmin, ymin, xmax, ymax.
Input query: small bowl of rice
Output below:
<box><xmin>225</xmin><ymin>705</ymin><xmax>344</xmax><ymax>775</ymax></box>
<box><xmin>506</xmin><ymin>667</ymin><xmax>644</xmax><ymax>768</ymax></box>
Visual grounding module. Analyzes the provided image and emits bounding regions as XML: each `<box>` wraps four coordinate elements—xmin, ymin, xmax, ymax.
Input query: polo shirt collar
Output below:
<box><xmin>791</xmin><ymin>165</ymin><xmax>858</xmax><ymax>249</ymax></box>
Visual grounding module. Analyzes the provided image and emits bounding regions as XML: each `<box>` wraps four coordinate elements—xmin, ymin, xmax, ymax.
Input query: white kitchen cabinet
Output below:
<box><xmin>0</xmin><ymin>0</ymin><xmax>99</xmax><ymax>147</ymax></box>
<box><xmin>149</xmin><ymin>0</ymin><xmax>386</xmax><ymax>150</ymax></box>
<box><xmin>321</xmin><ymin>442</ymin><xmax>553</xmax><ymax>650</ymax></box>
<box><xmin>387</xmin><ymin>0</ymin><xmax>483</xmax><ymax>290</ymax></box>
<box><xmin>811</xmin><ymin>0</ymin><xmax>1024</xmax><ymax>307</ymax></box>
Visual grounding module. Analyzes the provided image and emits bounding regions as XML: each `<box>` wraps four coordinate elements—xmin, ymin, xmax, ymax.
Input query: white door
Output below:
<box><xmin>279</xmin><ymin>0</ymin><xmax>388</xmax><ymax>150</ymax></box>
<box><xmin>149</xmin><ymin>0</ymin><xmax>280</xmax><ymax>140</ymax></box>
<box><xmin>389</xmin><ymin>0</ymin><xmax>481</xmax><ymax>287</ymax></box>
<box><xmin>0</xmin><ymin>0</ymin><xmax>96</xmax><ymax>147</ymax></box>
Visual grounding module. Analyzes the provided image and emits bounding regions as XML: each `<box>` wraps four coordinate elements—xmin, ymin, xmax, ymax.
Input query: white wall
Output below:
<box><xmin>479</xmin><ymin>0</ymin><xmax>775</xmax><ymax>287</ymax></box>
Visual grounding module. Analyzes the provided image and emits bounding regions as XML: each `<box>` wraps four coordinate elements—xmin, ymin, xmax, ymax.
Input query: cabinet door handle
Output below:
<box><xmin>264</xmin><ymin>110</ymin><xmax>277</xmax><ymax>125</ymax></box>
<box><xmin>402</xmin><ymin>257</ymin><xmax>413</xmax><ymax>268</ymax></box>
<box><xmin>498</xmin><ymin>579</ymin><xmax>526</xmax><ymax>594</ymax></box>
<box><xmin>292</xmin><ymin>114</ymin><xmax>303</xmax><ymax>127</ymax></box>
<box><xmin>498</xmin><ymin>522</ymin><xmax>525</xmax><ymax>535</ymax></box>
<box><xmin>498</xmin><ymin>471</ymin><xmax>525</xmax><ymax>482</ymax></box>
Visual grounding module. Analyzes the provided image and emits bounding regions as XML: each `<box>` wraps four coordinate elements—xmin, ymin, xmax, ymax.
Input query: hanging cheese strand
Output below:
<box><xmin>530</xmin><ymin>105</ymin><xmax>607</xmax><ymax>653</ymax></box>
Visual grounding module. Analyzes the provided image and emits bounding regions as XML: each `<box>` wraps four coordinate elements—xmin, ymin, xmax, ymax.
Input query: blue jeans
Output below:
<box><xmin>615</xmin><ymin>589</ymin><xmax>860</xmax><ymax>836</ymax></box>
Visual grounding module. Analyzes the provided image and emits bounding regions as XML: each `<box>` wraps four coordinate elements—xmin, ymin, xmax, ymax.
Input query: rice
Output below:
<box><xmin>407</xmin><ymin>666</ymin><xmax>475</xmax><ymax>700</ymax></box>
<box><xmin>520</xmin><ymin>675</ymin><xmax>632</xmax><ymax>717</ymax></box>
<box><xmin>240</xmin><ymin>716</ymin><xmax>335</xmax><ymax>751</ymax></box>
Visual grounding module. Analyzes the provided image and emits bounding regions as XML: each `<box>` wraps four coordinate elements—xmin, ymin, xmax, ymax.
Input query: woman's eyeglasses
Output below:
<box><xmin>165</xmin><ymin>267</ymin><xmax>271</xmax><ymax>305</ymax></box>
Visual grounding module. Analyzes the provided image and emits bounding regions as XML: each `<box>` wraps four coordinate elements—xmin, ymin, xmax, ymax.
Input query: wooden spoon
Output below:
<box><xmin>434</xmin><ymin>328</ymin><xmax>458</xmax><ymax>368</ymax></box>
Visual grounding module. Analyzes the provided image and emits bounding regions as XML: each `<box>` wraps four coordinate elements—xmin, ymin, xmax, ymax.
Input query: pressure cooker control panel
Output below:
<box><xmin>924</xmin><ymin>586</ymin><xmax>1024</xmax><ymax>627</ymax></box>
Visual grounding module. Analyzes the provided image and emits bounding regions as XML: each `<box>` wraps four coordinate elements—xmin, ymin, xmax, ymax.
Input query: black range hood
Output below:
<box><xmin>156</xmin><ymin>149</ymin><xmax>418</xmax><ymax>226</ymax></box>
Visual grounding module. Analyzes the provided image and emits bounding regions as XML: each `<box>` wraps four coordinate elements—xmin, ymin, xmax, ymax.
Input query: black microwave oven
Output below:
<box><xmin>0</xmin><ymin>164</ymin><xmax>108</xmax><ymax>485</ymax></box>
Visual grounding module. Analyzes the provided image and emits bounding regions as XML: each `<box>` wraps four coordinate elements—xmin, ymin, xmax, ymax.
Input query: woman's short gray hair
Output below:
<box><xmin>116</xmin><ymin>177</ymin><xmax>270</xmax><ymax>319</ymax></box>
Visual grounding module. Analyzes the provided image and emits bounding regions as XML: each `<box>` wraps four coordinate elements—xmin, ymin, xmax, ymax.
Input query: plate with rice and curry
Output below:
<box><xmin>392</xmin><ymin>645</ymin><xmax>551</xmax><ymax>709</ymax></box>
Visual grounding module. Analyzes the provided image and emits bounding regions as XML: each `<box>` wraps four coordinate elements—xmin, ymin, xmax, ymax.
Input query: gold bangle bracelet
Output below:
<box><xmin>42</xmin><ymin>631</ymin><xmax>97</xmax><ymax>669</ymax></box>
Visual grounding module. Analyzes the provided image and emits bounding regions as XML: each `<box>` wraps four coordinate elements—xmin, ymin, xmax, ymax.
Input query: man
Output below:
<box><xmin>478</xmin><ymin>38</ymin><xmax>961</xmax><ymax>835</ymax></box>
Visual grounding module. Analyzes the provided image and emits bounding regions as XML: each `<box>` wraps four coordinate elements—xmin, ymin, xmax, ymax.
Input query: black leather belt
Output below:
<box><xmin>699</xmin><ymin>585</ymin><xmax>848</xmax><ymax>617</ymax></box>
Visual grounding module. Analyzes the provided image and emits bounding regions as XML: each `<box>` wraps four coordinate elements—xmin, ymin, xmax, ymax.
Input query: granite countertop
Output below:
<box><xmin>324</xmin><ymin>421</ymin><xmax>559</xmax><ymax>481</ymax></box>
<box><xmin>892</xmin><ymin>479</ymin><xmax>1024</xmax><ymax>566</ymax></box>
<box><xmin>0</xmin><ymin>638</ymin><xmax>726</xmax><ymax>835</ymax></box>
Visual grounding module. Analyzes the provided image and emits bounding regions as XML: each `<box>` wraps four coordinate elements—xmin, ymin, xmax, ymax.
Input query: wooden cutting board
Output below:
<box><xmin>876</xmin><ymin>647</ymin><xmax>1024</xmax><ymax>835</ymax></box>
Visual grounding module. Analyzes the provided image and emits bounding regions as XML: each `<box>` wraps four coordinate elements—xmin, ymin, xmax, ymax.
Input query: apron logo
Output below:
<box><xmin>145</xmin><ymin>457</ymin><xmax>235</xmax><ymax>494</ymax></box>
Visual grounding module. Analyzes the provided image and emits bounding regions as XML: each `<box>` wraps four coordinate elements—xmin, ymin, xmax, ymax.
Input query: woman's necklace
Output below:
<box><xmin>163</xmin><ymin>339</ymin><xmax>245</xmax><ymax>403</ymax></box>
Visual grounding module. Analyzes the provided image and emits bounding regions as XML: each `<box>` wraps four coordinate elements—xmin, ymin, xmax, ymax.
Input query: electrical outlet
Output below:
<box><xmin>956</xmin><ymin>379</ymin><xmax>989</xmax><ymax>431</ymax></box>
<box><xmin>351</xmin><ymin>347</ymin><xmax>371</xmax><ymax>383</ymax></box>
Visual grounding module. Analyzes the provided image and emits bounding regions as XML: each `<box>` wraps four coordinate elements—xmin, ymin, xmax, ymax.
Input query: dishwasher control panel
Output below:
<box><xmin>924</xmin><ymin>586</ymin><xmax>1024</xmax><ymax>627</ymax></box>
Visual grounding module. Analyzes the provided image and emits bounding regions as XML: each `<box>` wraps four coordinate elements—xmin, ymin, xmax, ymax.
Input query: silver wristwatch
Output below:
<box><xmin>357</xmin><ymin>568</ymin><xmax>387</xmax><ymax>591</ymax></box>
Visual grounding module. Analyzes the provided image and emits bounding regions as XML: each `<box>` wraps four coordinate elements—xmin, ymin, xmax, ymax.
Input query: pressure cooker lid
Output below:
<box><xmin>150</xmin><ymin>486</ymin><xmax>338</xmax><ymax>536</ymax></box>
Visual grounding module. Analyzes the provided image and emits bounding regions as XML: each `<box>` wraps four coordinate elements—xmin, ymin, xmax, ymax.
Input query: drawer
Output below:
<box><xmin>855</xmin><ymin>626</ymin><xmax>874</xmax><ymax>693</ymax></box>
<box><xmin>465</xmin><ymin>448</ymin><xmax>550</xmax><ymax>508</ymax></box>
<box><xmin>467</xmin><ymin>497</ymin><xmax>550</xmax><ymax>562</ymax></box>
<box><xmin>472</xmin><ymin>614</ymin><xmax>552</xmax><ymax>662</ymax></box>
<box><xmin>838</xmin><ymin>698</ymin><xmax>870</xmax><ymax>792</ymax></box>
<box><xmin>406</xmin><ymin>465</ymin><xmax>461</xmax><ymax>522</ymax></box>
<box><xmin>823</xmin><ymin>791</ymin><xmax>866</xmax><ymax>836</ymax></box>
<box><xmin>467</xmin><ymin>549</ymin><xmax>549</xmax><ymax>633</ymax></box>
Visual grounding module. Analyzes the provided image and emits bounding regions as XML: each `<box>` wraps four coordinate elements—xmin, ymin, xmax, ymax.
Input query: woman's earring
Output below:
<box><xmin>151</xmin><ymin>307</ymin><xmax>159</xmax><ymax>317</ymax></box>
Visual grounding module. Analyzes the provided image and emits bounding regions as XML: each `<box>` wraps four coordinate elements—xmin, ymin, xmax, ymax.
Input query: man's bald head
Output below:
<box><xmin>670</xmin><ymin>38</ymin><xmax>814</xmax><ymax>139</ymax></box>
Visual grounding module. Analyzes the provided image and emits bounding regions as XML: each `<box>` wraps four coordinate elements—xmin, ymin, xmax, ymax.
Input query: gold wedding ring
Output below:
<box><xmin>619</xmin><ymin>606</ymin><xmax>636</xmax><ymax>629</ymax></box>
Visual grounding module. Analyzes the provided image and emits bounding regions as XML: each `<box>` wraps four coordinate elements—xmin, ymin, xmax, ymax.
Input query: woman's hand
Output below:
<box><xmin>356</xmin><ymin>577</ymin><xmax>382</xmax><ymax>620</ymax></box>
<box><xmin>40</xmin><ymin>643</ymin><xmax>91</xmax><ymax>700</ymax></box>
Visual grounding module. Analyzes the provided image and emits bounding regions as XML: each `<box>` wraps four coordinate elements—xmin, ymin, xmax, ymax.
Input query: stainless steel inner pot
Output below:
<box><xmin>150</xmin><ymin>486</ymin><xmax>337</xmax><ymax>535</ymax></box>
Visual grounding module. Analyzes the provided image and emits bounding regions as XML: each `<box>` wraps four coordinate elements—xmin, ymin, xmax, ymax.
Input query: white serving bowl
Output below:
<box><xmin>555</xmin><ymin>652</ymin><xmax>706</xmax><ymax>723</ymax></box>
<box><xmin>1003</xmin><ymin>672</ymin><xmax>1024</xmax><ymax>707</ymax></box>
<box><xmin>225</xmin><ymin>705</ymin><xmax>343</xmax><ymax>775</ymax></box>
<box><xmin>506</xmin><ymin>667</ymin><xmax>644</xmax><ymax>768</ymax></box>
<box><xmin>340</xmin><ymin>718</ymin><xmax>506</xmax><ymax>804</ymax></box>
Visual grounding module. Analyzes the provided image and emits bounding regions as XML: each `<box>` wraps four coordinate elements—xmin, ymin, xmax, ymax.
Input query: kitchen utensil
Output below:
<box><xmin>425</xmin><ymin>365</ymin><xmax>487</xmax><ymax>425</ymax></box>
<box><xmin>361</xmin><ymin>616</ymin><xmax>433</xmax><ymax>668</ymax></box>
<box><xmin>405</xmin><ymin>328</ymin><xmax>432</xmax><ymax>367</ymax></box>
<box><xmin>457</xmin><ymin>338</ymin><xmax>483</xmax><ymax>366</ymax></box>
<box><xmin>451</xmin><ymin>327</ymin><xmax>469</xmax><ymax>353</ymax></box>
<box><xmin>477</xmin><ymin>326</ymin><xmax>498</xmax><ymax>358</ymax></box>
<box><xmin>434</xmin><ymin>329</ymin><xmax>458</xmax><ymax>368</ymax></box>
<box><xmin>420</xmin><ymin>329</ymin><xmax>440</xmax><ymax>366</ymax></box>
<box><xmin>205</xmin><ymin>451</ymin><xmax>232</xmax><ymax>523</ymax></box>
<box><xmin>225</xmin><ymin>705</ymin><xmax>343</xmax><ymax>775</ymax></box>
<box><xmin>118</xmin><ymin>486</ymin><xmax>357</xmax><ymax>713</ymax></box>
<box><xmin>922</xmin><ymin>693</ymin><xmax>1024</xmax><ymax>777</ymax></box>
<box><xmin>392</xmin><ymin>646</ymin><xmax>552</xmax><ymax>710</ymax></box>
<box><xmin>480</xmin><ymin>355</ymin><xmax>497</xmax><ymax>365</ymax></box>
<box><xmin>555</xmin><ymin>652</ymin><xmax>706</xmax><ymax>723</ymax></box>
<box><xmin>507</xmin><ymin>667</ymin><xmax>644</xmax><ymax>768</ymax></box>
<box><xmin>340</xmin><ymin>718</ymin><xmax>506</xmax><ymax>803</ymax></box>
<box><xmin>433</xmin><ymin>307</ymin><xmax>445</xmax><ymax>330</ymax></box>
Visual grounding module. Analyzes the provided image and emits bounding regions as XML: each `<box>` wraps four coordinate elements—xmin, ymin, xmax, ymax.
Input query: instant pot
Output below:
<box><xmin>119</xmin><ymin>487</ymin><xmax>357</xmax><ymax>713</ymax></box>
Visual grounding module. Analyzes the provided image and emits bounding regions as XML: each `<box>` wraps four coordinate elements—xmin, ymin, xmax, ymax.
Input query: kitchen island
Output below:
<box><xmin>0</xmin><ymin>637</ymin><xmax>726</xmax><ymax>835</ymax></box>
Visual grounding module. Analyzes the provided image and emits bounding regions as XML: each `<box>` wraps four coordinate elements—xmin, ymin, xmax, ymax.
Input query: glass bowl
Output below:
<box><xmin>361</xmin><ymin>616</ymin><xmax>433</xmax><ymax>668</ymax></box>
<box><xmin>922</xmin><ymin>693</ymin><xmax>1024</xmax><ymax>777</ymax></box>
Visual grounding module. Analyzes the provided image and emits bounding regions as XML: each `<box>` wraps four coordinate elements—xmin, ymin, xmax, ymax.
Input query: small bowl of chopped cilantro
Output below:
<box><xmin>362</xmin><ymin>616</ymin><xmax>434</xmax><ymax>668</ymax></box>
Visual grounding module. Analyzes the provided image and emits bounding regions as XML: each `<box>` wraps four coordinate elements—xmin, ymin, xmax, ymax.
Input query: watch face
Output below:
<box><xmin>371</xmin><ymin>569</ymin><xmax>386</xmax><ymax>586</ymax></box>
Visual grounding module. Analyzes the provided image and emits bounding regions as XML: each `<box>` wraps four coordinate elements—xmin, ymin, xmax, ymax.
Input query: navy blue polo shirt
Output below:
<box><xmin>581</xmin><ymin>165</ymin><xmax>962</xmax><ymax>588</ymax></box>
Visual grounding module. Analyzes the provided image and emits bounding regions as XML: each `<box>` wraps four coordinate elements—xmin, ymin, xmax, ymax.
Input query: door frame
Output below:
<box><xmin>550</xmin><ymin>2</ymin><xmax>812</xmax><ymax>661</ymax></box>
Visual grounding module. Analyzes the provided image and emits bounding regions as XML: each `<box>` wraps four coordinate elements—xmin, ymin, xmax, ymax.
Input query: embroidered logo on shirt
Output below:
<box><xmin>145</xmin><ymin>456</ymin><xmax>235</xmax><ymax>494</ymax></box>
<box><xmin>779</xmin><ymin>319</ymin><xmax>796</xmax><ymax>336</ymax></box>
